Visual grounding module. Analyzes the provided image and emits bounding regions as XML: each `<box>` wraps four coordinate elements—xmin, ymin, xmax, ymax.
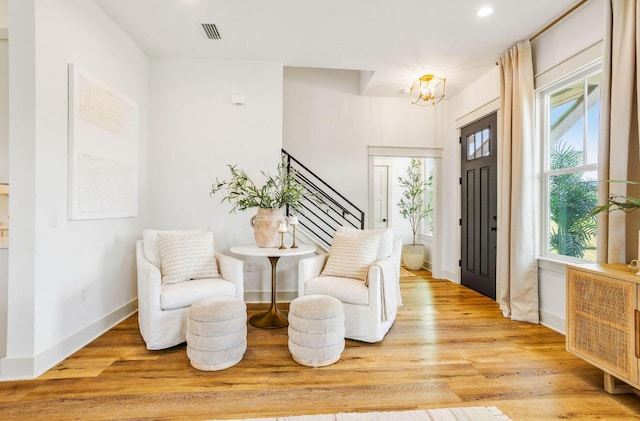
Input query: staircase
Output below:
<box><xmin>282</xmin><ymin>149</ymin><xmax>365</xmax><ymax>250</ymax></box>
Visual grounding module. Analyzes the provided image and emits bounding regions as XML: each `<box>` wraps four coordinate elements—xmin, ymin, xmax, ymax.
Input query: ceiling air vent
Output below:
<box><xmin>202</xmin><ymin>23</ymin><xmax>222</xmax><ymax>40</ymax></box>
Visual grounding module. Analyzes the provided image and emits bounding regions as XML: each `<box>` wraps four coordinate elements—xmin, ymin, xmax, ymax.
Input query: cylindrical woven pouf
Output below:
<box><xmin>187</xmin><ymin>296</ymin><xmax>247</xmax><ymax>371</ymax></box>
<box><xmin>288</xmin><ymin>294</ymin><xmax>345</xmax><ymax>367</ymax></box>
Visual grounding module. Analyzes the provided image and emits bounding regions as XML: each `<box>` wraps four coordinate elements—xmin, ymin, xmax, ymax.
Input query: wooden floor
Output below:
<box><xmin>1</xmin><ymin>270</ymin><xmax>640</xmax><ymax>420</ymax></box>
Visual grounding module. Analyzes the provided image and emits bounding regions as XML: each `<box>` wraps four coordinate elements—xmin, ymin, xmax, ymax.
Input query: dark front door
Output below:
<box><xmin>461</xmin><ymin>112</ymin><xmax>497</xmax><ymax>300</ymax></box>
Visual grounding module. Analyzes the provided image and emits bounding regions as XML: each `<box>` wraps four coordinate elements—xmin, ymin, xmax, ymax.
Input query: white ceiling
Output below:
<box><xmin>94</xmin><ymin>0</ymin><xmax>580</xmax><ymax>98</ymax></box>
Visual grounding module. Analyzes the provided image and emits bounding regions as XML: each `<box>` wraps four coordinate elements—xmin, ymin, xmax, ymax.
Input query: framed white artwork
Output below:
<box><xmin>67</xmin><ymin>64</ymin><xmax>138</xmax><ymax>220</ymax></box>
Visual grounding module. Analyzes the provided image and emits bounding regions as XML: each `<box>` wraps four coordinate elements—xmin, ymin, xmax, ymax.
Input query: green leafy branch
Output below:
<box><xmin>588</xmin><ymin>180</ymin><xmax>640</xmax><ymax>216</ymax></box>
<box><xmin>211</xmin><ymin>157</ymin><xmax>319</xmax><ymax>215</ymax></box>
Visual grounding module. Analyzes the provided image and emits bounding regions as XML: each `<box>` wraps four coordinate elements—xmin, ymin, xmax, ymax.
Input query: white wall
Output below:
<box><xmin>283</xmin><ymin>68</ymin><xmax>444</xmax><ymax>275</ymax></box>
<box><xmin>146</xmin><ymin>57</ymin><xmax>288</xmax><ymax>300</ymax></box>
<box><xmin>0</xmin><ymin>248</ymin><xmax>5</xmax><ymax>359</ymax></box>
<box><xmin>431</xmin><ymin>66</ymin><xmax>500</xmax><ymax>282</ymax></box>
<box><xmin>0</xmin><ymin>0</ymin><xmax>6</xmax><ymax>39</ymax></box>
<box><xmin>283</xmin><ymin>67</ymin><xmax>437</xmax><ymax>218</ymax></box>
<box><xmin>0</xmin><ymin>0</ymin><xmax>605</xmax><ymax>380</ymax></box>
<box><xmin>533</xmin><ymin>0</ymin><xmax>604</xmax><ymax>334</ymax></box>
<box><xmin>0</xmin><ymin>39</ymin><xmax>7</xmax><ymax>183</ymax></box>
<box><xmin>432</xmin><ymin>0</ymin><xmax>605</xmax><ymax>332</ymax></box>
<box><xmin>532</xmin><ymin>0</ymin><xmax>604</xmax><ymax>82</ymax></box>
<box><xmin>2</xmin><ymin>0</ymin><xmax>148</xmax><ymax>380</ymax></box>
<box><xmin>0</xmin><ymin>9</ymin><xmax>7</xmax><ymax>359</ymax></box>
<box><xmin>4</xmin><ymin>0</ymin><xmax>36</xmax><ymax>378</ymax></box>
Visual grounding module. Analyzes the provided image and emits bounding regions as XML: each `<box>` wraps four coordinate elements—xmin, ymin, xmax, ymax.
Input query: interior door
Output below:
<box><xmin>373</xmin><ymin>165</ymin><xmax>389</xmax><ymax>229</ymax></box>
<box><xmin>460</xmin><ymin>112</ymin><xmax>497</xmax><ymax>300</ymax></box>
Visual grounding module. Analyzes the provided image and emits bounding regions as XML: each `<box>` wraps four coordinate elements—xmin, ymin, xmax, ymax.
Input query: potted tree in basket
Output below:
<box><xmin>398</xmin><ymin>158</ymin><xmax>432</xmax><ymax>270</ymax></box>
<box><xmin>211</xmin><ymin>157</ymin><xmax>318</xmax><ymax>248</ymax></box>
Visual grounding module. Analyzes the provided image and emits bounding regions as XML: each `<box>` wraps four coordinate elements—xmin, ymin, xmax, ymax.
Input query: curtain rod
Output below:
<box><xmin>529</xmin><ymin>0</ymin><xmax>589</xmax><ymax>41</ymax></box>
<box><xmin>496</xmin><ymin>0</ymin><xmax>589</xmax><ymax>65</ymax></box>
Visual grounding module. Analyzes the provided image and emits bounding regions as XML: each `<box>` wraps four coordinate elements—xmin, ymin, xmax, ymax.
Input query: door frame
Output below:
<box><xmin>460</xmin><ymin>112</ymin><xmax>498</xmax><ymax>299</ymax></box>
<box><xmin>455</xmin><ymin>99</ymin><xmax>501</xmax><ymax>284</ymax></box>
<box><xmin>367</xmin><ymin>146</ymin><xmax>442</xmax><ymax>274</ymax></box>
<box><xmin>373</xmin><ymin>160</ymin><xmax>392</xmax><ymax>229</ymax></box>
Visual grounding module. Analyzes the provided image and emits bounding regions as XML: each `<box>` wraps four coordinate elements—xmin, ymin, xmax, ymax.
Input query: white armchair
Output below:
<box><xmin>298</xmin><ymin>228</ymin><xmax>402</xmax><ymax>343</ymax></box>
<box><xmin>136</xmin><ymin>229</ymin><xmax>244</xmax><ymax>350</ymax></box>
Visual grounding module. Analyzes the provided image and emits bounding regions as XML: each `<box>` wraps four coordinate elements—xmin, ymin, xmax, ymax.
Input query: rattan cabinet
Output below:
<box><xmin>566</xmin><ymin>264</ymin><xmax>640</xmax><ymax>394</ymax></box>
<box><xmin>567</xmin><ymin>264</ymin><xmax>640</xmax><ymax>394</ymax></box>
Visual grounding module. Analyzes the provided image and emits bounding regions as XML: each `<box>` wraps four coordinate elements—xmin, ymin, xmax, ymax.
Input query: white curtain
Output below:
<box><xmin>597</xmin><ymin>0</ymin><xmax>640</xmax><ymax>264</ymax></box>
<box><xmin>497</xmin><ymin>40</ymin><xmax>540</xmax><ymax>324</ymax></box>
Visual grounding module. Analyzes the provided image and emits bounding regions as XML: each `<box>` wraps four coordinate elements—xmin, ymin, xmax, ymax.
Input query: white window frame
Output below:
<box><xmin>538</xmin><ymin>61</ymin><xmax>601</xmax><ymax>264</ymax></box>
<box><xmin>420</xmin><ymin>157</ymin><xmax>435</xmax><ymax>237</ymax></box>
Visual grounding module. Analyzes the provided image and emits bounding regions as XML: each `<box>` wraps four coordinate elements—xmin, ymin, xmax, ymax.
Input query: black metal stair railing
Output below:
<box><xmin>282</xmin><ymin>149</ymin><xmax>365</xmax><ymax>248</ymax></box>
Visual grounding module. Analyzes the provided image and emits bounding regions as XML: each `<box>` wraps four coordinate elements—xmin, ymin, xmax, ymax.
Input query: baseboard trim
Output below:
<box><xmin>0</xmin><ymin>357</ymin><xmax>34</xmax><ymax>381</ymax></box>
<box><xmin>244</xmin><ymin>290</ymin><xmax>298</xmax><ymax>304</ymax></box>
<box><xmin>432</xmin><ymin>270</ymin><xmax>459</xmax><ymax>284</ymax></box>
<box><xmin>540</xmin><ymin>309</ymin><xmax>566</xmax><ymax>335</ymax></box>
<box><xmin>0</xmin><ymin>299</ymin><xmax>138</xmax><ymax>381</ymax></box>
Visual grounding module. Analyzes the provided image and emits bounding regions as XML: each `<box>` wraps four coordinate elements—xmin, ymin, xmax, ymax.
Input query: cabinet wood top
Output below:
<box><xmin>568</xmin><ymin>263</ymin><xmax>640</xmax><ymax>283</ymax></box>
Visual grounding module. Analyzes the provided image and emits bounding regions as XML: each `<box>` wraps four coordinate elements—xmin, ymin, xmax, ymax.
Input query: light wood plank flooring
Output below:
<box><xmin>1</xmin><ymin>270</ymin><xmax>639</xmax><ymax>420</ymax></box>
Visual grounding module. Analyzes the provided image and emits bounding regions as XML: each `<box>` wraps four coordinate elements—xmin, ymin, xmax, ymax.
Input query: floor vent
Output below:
<box><xmin>202</xmin><ymin>23</ymin><xmax>221</xmax><ymax>40</ymax></box>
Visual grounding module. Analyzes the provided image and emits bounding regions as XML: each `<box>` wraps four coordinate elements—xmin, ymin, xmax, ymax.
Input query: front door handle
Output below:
<box><xmin>490</xmin><ymin>227</ymin><xmax>497</xmax><ymax>231</ymax></box>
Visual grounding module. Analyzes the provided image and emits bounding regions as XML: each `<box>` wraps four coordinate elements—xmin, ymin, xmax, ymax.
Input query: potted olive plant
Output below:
<box><xmin>211</xmin><ymin>157</ymin><xmax>315</xmax><ymax>247</ymax></box>
<box><xmin>397</xmin><ymin>158</ymin><xmax>432</xmax><ymax>270</ymax></box>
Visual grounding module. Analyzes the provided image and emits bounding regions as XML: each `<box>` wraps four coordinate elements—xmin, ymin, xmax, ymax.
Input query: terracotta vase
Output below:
<box><xmin>250</xmin><ymin>208</ymin><xmax>286</xmax><ymax>247</ymax></box>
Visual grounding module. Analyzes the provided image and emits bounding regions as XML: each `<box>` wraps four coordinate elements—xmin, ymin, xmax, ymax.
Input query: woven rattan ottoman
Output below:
<box><xmin>288</xmin><ymin>294</ymin><xmax>345</xmax><ymax>367</ymax></box>
<box><xmin>186</xmin><ymin>296</ymin><xmax>247</xmax><ymax>371</ymax></box>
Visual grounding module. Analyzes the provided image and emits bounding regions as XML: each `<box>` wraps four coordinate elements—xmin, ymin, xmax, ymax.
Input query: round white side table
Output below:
<box><xmin>230</xmin><ymin>245</ymin><xmax>315</xmax><ymax>328</ymax></box>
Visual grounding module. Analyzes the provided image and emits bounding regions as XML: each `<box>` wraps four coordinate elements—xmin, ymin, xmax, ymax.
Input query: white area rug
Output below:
<box><xmin>212</xmin><ymin>407</ymin><xmax>512</xmax><ymax>421</ymax></box>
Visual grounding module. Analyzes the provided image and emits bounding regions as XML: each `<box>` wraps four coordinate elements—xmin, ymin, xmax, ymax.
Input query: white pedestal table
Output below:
<box><xmin>230</xmin><ymin>245</ymin><xmax>316</xmax><ymax>328</ymax></box>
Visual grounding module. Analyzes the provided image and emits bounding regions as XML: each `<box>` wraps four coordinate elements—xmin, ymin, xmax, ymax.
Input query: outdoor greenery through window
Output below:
<box><xmin>540</xmin><ymin>64</ymin><xmax>601</xmax><ymax>261</ymax></box>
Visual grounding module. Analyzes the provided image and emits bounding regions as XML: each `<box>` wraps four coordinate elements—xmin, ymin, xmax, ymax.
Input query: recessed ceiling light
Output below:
<box><xmin>477</xmin><ymin>6</ymin><xmax>493</xmax><ymax>17</ymax></box>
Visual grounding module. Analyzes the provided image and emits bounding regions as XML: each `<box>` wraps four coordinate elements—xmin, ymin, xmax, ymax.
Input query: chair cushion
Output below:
<box><xmin>143</xmin><ymin>229</ymin><xmax>207</xmax><ymax>268</ymax></box>
<box><xmin>190</xmin><ymin>296</ymin><xmax>247</xmax><ymax>323</ymax></box>
<box><xmin>160</xmin><ymin>278</ymin><xmax>236</xmax><ymax>310</ymax></box>
<box><xmin>186</xmin><ymin>326</ymin><xmax>247</xmax><ymax>351</ymax></box>
<box><xmin>288</xmin><ymin>313</ymin><xmax>346</xmax><ymax>334</ymax></box>
<box><xmin>321</xmin><ymin>231</ymin><xmax>381</xmax><ymax>281</ymax></box>
<box><xmin>336</xmin><ymin>226</ymin><xmax>394</xmax><ymax>260</ymax></box>
<box><xmin>189</xmin><ymin>317</ymin><xmax>247</xmax><ymax>337</ymax></box>
<box><xmin>288</xmin><ymin>340</ymin><xmax>344</xmax><ymax>367</ymax></box>
<box><xmin>288</xmin><ymin>327</ymin><xmax>345</xmax><ymax>348</ymax></box>
<box><xmin>187</xmin><ymin>341</ymin><xmax>247</xmax><ymax>371</ymax></box>
<box><xmin>289</xmin><ymin>294</ymin><xmax>344</xmax><ymax>320</ymax></box>
<box><xmin>157</xmin><ymin>232</ymin><xmax>220</xmax><ymax>284</ymax></box>
<box><xmin>304</xmin><ymin>276</ymin><xmax>369</xmax><ymax>306</ymax></box>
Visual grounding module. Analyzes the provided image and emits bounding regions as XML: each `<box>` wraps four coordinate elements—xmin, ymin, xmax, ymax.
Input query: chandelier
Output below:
<box><xmin>410</xmin><ymin>74</ymin><xmax>446</xmax><ymax>106</ymax></box>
